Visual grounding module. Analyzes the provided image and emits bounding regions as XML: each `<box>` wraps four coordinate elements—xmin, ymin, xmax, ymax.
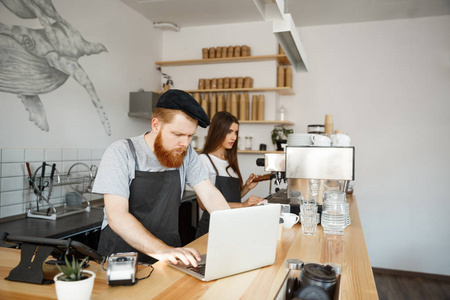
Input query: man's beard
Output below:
<box><xmin>153</xmin><ymin>131</ymin><xmax>187</xmax><ymax>168</ymax></box>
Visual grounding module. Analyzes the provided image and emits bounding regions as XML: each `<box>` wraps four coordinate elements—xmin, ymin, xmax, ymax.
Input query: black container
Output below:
<box><xmin>299</xmin><ymin>263</ymin><xmax>336</xmax><ymax>300</ymax></box>
<box><xmin>276</xmin><ymin>139</ymin><xmax>287</xmax><ymax>151</ymax></box>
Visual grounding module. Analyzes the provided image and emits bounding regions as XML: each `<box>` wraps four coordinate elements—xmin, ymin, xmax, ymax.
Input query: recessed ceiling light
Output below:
<box><xmin>153</xmin><ymin>22</ymin><xmax>180</xmax><ymax>32</ymax></box>
<box><xmin>137</xmin><ymin>0</ymin><xmax>168</xmax><ymax>3</ymax></box>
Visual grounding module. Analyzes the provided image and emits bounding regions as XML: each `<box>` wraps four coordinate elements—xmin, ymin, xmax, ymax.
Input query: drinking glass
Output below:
<box><xmin>245</xmin><ymin>136</ymin><xmax>253</xmax><ymax>150</ymax></box>
<box><xmin>301</xmin><ymin>212</ymin><xmax>319</xmax><ymax>236</ymax></box>
<box><xmin>300</xmin><ymin>204</ymin><xmax>317</xmax><ymax>214</ymax></box>
<box><xmin>301</xmin><ymin>195</ymin><xmax>317</xmax><ymax>206</ymax></box>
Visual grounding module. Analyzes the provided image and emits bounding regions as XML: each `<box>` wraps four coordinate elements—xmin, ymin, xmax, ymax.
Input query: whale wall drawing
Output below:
<box><xmin>0</xmin><ymin>0</ymin><xmax>111</xmax><ymax>135</ymax></box>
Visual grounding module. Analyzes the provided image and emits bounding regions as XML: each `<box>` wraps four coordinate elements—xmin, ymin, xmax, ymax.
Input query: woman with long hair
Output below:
<box><xmin>195</xmin><ymin>111</ymin><xmax>265</xmax><ymax>238</ymax></box>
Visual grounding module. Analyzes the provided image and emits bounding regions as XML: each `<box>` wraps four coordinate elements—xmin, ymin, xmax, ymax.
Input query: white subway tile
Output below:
<box><xmin>2</xmin><ymin>149</ymin><xmax>24</xmax><ymax>163</ymax></box>
<box><xmin>62</xmin><ymin>161</ymin><xmax>74</xmax><ymax>174</ymax></box>
<box><xmin>45</xmin><ymin>149</ymin><xmax>62</xmax><ymax>162</ymax></box>
<box><xmin>1</xmin><ymin>163</ymin><xmax>26</xmax><ymax>177</ymax></box>
<box><xmin>24</xmin><ymin>189</ymin><xmax>37</xmax><ymax>203</ymax></box>
<box><xmin>25</xmin><ymin>149</ymin><xmax>45</xmax><ymax>162</ymax></box>
<box><xmin>63</xmin><ymin>149</ymin><xmax>78</xmax><ymax>161</ymax></box>
<box><xmin>92</xmin><ymin>149</ymin><xmax>105</xmax><ymax>160</ymax></box>
<box><xmin>49</xmin><ymin>186</ymin><xmax>63</xmax><ymax>199</ymax></box>
<box><xmin>1</xmin><ymin>191</ymin><xmax>24</xmax><ymax>206</ymax></box>
<box><xmin>1</xmin><ymin>203</ymin><xmax>24</xmax><ymax>218</ymax></box>
<box><xmin>1</xmin><ymin>177</ymin><xmax>26</xmax><ymax>192</ymax></box>
<box><xmin>78</xmin><ymin>149</ymin><xmax>92</xmax><ymax>161</ymax></box>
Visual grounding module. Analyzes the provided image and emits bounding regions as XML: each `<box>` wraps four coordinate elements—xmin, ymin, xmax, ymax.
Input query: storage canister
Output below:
<box><xmin>204</xmin><ymin>79</ymin><xmax>211</xmax><ymax>90</ymax></box>
<box><xmin>217</xmin><ymin>94</ymin><xmax>225</xmax><ymax>111</ymax></box>
<box><xmin>257</xmin><ymin>94</ymin><xmax>265</xmax><ymax>120</ymax></box>
<box><xmin>299</xmin><ymin>263</ymin><xmax>337</xmax><ymax>299</ymax></box>
<box><xmin>211</xmin><ymin>78</ymin><xmax>217</xmax><ymax>89</ymax></box>
<box><xmin>230</xmin><ymin>77</ymin><xmax>237</xmax><ymax>89</ymax></box>
<box><xmin>217</xmin><ymin>78</ymin><xmax>224</xmax><ymax>89</ymax></box>
<box><xmin>202</xmin><ymin>48</ymin><xmax>209</xmax><ymax>59</ymax></box>
<box><xmin>225</xmin><ymin>94</ymin><xmax>232</xmax><ymax>113</ymax></box>
<box><xmin>285</xmin><ymin>67</ymin><xmax>293</xmax><ymax>88</ymax></box>
<box><xmin>221</xmin><ymin>47</ymin><xmax>227</xmax><ymax>58</ymax></box>
<box><xmin>198</xmin><ymin>79</ymin><xmax>205</xmax><ymax>90</ymax></box>
<box><xmin>230</xmin><ymin>94</ymin><xmax>238</xmax><ymax>117</ymax></box>
<box><xmin>251</xmin><ymin>95</ymin><xmax>258</xmax><ymax>120</ymax></box>
<box><xmin>277</xmin><ymin>65</ymin><xmax>285</xmax><ymax>87</ymax></box>
<box><xmin>234</xmin><ymin>45</ymin><xmax>241</xmax><ymax>57</ymax></box>
<box><xmin>209</xmin><ymin>47</ymin><xmax>216</xmax><ymax>59</ymax></box>
<box><xmin>307</xmin><ymin>124</ymin><xmax>325</xmax><ymax>135</ymax></box>
<box><xmin>237</xmin><ymin>77</ymin><xmax>244</xmax><ymax>89</ymax></box>
<box><xmin>227</xmin><ymin>46</ymin><xmax>234</xmax><ymax>57</ymax></box>
<box><xmin>224</xmin><ymin>77</ymin><xmax>230</xmax><ymax>89</ymax></box>
<box><xmin>201</xmin><ymin>93</ymin><xmax>210</xmax><ymax>118</ymax></box>
<box><xmin>210</xmin><ymin>93</ymin><xmax>217</xmax><ymax>119</ymax></box>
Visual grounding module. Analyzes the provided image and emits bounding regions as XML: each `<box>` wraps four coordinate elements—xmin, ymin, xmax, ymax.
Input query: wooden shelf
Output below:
<box><xmin>195</xmin><ymin>149</ymin><xmax>282</xmax><ymax>154</ymax></box>
<box><xmin>184</xmin><ymin>86</ymin><xmax>294</xmax><ymax>96</ymax></box>
<box><xmin>155</xmin><ymin>54</ymin><xmax>291</xmax><ymax>67</ymax></box>
<box><xmin>237</xmin><ymin>150</ymin><xmax>282</xmax><ymax>154</ymax></box>
<box><xmin>239</xmin><ymin>120</ymin><xmax>294</xmax><ymax>125</ymax></box>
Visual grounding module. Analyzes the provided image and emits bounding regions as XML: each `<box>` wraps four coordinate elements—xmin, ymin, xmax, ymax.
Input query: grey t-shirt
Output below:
<box><xmin>92</xmin><ymin>132</ymin><xmax>208</xmax><ymax>227</ymax></box>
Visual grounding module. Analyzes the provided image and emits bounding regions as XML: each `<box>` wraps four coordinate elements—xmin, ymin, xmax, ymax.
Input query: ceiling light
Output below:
<box><xmin>153</xmin><ymin>22</ymin><xmax>180</xmax><ymax>32</ymax></box>
<box><xmin>273</xmin><ymin>13</ymin><xmax>308</xmax><ymax>72</ymax></box>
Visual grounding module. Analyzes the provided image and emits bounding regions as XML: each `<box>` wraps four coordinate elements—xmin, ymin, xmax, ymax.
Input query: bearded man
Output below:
<box><xmin>93</xmin><ymin>89</ymin><xmax>230</xmax><ymax>266</ymax></box>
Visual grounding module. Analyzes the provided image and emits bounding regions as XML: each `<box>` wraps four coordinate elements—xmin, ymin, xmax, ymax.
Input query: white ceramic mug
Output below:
<box><xmin>311</xmin><ymin>134</ymin><xmax>331</xmax><ymax>146</ymax></box>
<box><xmin>280</xmin><ymin>213</ymin><xmax>299</xmax><ymax>229</ymax></box>
<box><xmin>331</xmin><ymin>134</ymin><xmax>351</xmax><ymax>146</ymax></box>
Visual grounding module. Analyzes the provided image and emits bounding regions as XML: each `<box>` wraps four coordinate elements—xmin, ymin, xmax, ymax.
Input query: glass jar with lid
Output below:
<box><xmin>307</xmin><ymin>124</ymin><xmax>325</xmax><ymax>135</ymax></box>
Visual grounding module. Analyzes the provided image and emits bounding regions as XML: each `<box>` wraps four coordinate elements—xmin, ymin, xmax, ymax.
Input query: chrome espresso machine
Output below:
<box><xmin>257</xmin><ymin>146</ymin><xmax>355</xmax><ymax>214</ymax></box>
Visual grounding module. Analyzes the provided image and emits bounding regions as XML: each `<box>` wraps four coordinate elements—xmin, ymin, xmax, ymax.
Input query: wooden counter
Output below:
<box><xmin>0</xmin><ymin>196</ymin><xmax>378</xmax><ymax>299</ymax></box>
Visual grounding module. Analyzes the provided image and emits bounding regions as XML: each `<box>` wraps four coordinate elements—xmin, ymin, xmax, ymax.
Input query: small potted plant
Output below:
<box><xmin>54</xmin><ymin>256</ymin><xmax>95</xmax><ymax>300</ymax></box>
<box><xmin>271</xmin><ymin>124</ymin><xmax>293</xmax><ymax>151</ymax></box>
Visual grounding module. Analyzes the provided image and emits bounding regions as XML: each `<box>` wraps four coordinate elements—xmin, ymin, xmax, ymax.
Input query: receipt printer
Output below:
<box><xmin>107</xmin><ymin>252</ymin><xmax>138</xmax><ymax>286</ymax></box>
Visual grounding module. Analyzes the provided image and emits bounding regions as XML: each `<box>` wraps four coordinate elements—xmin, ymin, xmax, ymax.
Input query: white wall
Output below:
<box><xmin>296</xmin><ymin>16</ymin><xmax>450</xmax><ymax>276</ymax></box>
<box><xmin>0</xmin><ymin>0</ymin><xmax>161</xmax><ymax>149</ymax></box>
<box><xmin>162</xmin><ymin>16</ymin><xmax>450</xmax><ymax>276</ymax></box>
<box><xmin>0</xmin><ymin>0</ymin><xmax>162</xmax><ymax>216</ymax></box>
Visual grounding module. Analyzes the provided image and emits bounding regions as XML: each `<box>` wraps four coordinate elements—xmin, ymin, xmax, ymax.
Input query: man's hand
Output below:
<box><xmin>152</xmin><ymin>246</ymin><xmax>202</xmax><ymax>267</ymax></box>
<box><xmin>105</xmin><ymin>194</ymin><xmax>202</xmax><ymax>266</ymax></box>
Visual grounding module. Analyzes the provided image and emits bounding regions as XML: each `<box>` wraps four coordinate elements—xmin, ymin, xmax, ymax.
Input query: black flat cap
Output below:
<box><xmin>156</xmin><ymin>89</ymin><xmax>210</xmax><ymax>128</ymax></box>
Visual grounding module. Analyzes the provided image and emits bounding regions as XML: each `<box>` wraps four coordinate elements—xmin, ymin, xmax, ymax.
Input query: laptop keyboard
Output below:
<box><xmin>187</xmin><ymin>263</ymin><xmax>206</xmax><ymax>276</ymax></box>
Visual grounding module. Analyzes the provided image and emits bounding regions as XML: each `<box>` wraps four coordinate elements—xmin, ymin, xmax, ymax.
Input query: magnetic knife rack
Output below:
<box><xmin>27</xmin><ymin>162</ymin><xmax>97</xmax><ymax>220</ymax></box>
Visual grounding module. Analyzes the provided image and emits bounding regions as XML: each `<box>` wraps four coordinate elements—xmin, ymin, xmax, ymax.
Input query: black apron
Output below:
<box><xmin>97</xmin><ymin>139</ymin><xmax>182</xmax><ymax>264</ymax></box>
<box><xmin>195</xmin><ymin>154</ymin><xmax>241</xmax><ymax>238</ymax></box>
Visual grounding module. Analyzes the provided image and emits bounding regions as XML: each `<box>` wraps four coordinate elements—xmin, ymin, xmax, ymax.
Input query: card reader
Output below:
<box><xmin>107</xmin><ymin>252</ymin><xmax>138</xmax><ymax>286</ymax></box>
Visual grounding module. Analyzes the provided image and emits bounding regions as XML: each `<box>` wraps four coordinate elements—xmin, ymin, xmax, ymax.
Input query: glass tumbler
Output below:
<box><xmin>245</xmin><ymin>136</ymin><xmax>253</xmax><ymax>150</ymax></box>
<box><xmin>301</xmin><ymin>212</ymin><xmax>319</xmax><ymax>236</ymax></box>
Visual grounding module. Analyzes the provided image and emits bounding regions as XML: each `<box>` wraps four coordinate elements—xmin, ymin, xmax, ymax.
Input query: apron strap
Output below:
<box><xmin>205</xmin><ymin>154</ymin><xmax>219</xmax><ymax>175</ymax></box>
<box><xmin>126</xmin><ymin>139</ymin><xmax>139</xmax><ymax>170</ymax></box>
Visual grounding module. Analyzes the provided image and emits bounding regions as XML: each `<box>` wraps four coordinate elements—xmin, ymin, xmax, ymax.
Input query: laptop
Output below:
<box><xmin>168</xmin><ymin>204</ymin><xmax>281</xmax><ymax>281</ymax></box>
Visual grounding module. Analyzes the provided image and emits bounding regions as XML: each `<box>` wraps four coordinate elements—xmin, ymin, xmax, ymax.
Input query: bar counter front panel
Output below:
<box><xmin>0</xmin><ymin>196</ymin><xmax>378</xmax><ymax>299</ymax></box>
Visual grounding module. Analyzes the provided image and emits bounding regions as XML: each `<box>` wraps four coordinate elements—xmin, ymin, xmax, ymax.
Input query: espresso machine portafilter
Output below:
<box><xmin>255</xmin><ymin>154</ymin><xmax>292</xmax><ymax>206</ymax></box>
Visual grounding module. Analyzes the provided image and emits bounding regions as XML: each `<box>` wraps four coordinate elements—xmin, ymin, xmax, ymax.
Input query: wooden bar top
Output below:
<box><xmin>0</xmin><ymin>196</ymin><xmax>378</xmax><ymax>300</ymax></box>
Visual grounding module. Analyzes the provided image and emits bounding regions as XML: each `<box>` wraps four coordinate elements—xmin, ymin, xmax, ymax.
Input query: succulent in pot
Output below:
<box><xmin>54</xmin><ymin>256</ymin><xmax>95</xmax><ymax>300</ymax></box>
<box><xmin>271</xmin><ymin>124</ymin><xmax>293</xmax><ymax>151</ymax></box>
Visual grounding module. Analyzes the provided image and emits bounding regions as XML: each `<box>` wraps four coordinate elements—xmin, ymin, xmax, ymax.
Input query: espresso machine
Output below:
<box><xmin>257</xmin><ymin>146</ymin><xmax>355</xmax><ymax>214</ymax></box>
